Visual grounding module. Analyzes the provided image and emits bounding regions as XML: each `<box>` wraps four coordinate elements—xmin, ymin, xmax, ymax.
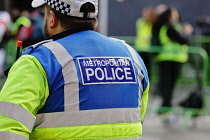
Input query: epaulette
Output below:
<box><xmin>22</xmin><ymin>39</ymin><xmax>53</xmax><ymax>53</ymax></box>
<box><xmin>109</xmin><ymin>37</ymin><xmax>126</xmax><ymax>43</ymax></box>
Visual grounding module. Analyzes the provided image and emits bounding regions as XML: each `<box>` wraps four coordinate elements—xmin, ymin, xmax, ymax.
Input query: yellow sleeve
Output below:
<box><xmin>0</xmin><ymin>55</ymin><xmax>49</xmax><ymax>138</ymax></box>
<box><xmin>141</xmin><ymin>82</ymin><xmax>150</xmax><ymax>123</ymax></box>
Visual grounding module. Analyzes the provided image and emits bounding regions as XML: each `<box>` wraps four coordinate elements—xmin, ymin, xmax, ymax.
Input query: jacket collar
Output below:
<box><xmin>49</xmin><ymin>28</ymin><xmax>91</xmax><ymax>41</ymax></box>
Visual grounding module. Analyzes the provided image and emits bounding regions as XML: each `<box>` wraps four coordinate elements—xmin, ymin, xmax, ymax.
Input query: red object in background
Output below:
<box><xmin>16</xmin><ymin>41</ymin><xmax>23</xmax><ymax>47</ymax></box>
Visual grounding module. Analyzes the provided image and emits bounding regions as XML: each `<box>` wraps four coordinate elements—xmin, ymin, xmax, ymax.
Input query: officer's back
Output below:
<box><xmin>0</xmin><ymin>0</ymin><xmax>150</xmax><ymax>139</ymax></box>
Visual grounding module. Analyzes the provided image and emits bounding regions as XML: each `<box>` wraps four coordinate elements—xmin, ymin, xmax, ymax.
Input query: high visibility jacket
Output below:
<box><xmin>134</xmin><ymin>18</ymin><xmax>152</xmax><ymax>51</ymax></box>
<box><xmin>156</xmin><ymin>25</ymin><xmax>188</xmax><ymax>63</ymax></box>
<box><xmin>0</xmin><ymin>30</ymin><xmax>149</xmax><ymax>140</ymax></box>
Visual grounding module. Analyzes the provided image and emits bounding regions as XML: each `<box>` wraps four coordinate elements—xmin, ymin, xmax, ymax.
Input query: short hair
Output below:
<box><xmin>45</xmin><ymin>2</ymin><xmax>98</xmax><ymax>31</ymax></box>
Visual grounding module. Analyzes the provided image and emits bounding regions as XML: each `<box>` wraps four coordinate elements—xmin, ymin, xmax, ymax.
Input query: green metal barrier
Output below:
<box><xmin>135</xmin><ymin>45</ymin><xmax>209</xmax><ymax>128</ymax></box>
<box><xmin>141</xmin><ymin>47</ymin><xmax>208</xmax><ymax>103</ymax></box>
<box><xmin>142</xmin><ymin>46</ymin><xmax>209</xmax><ymax>127</ymax></box>
<box><xmin>112</xmin><ymin>35</ymin><xmax>209</xmax><ymax>127</ymax></box>
<box><xmin>190</xmin><ymin>35</ymin><xmax>210</xmax><ymax>44</ymax></box>
<box><xmin>141</xmin><ymin>46</ymin><xmax>208</xmax><ymax>86</ymax></box>
<box><xmin>112</xmin><ymin>35</ymin><xmax>210</xmax><ymax>45</ymax></box>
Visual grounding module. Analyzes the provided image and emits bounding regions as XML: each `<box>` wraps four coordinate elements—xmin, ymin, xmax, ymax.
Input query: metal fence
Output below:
<box><xmin>112</xmin><ymin>35</ymin><xmax>209</xmax><ymax>127</ymax></box>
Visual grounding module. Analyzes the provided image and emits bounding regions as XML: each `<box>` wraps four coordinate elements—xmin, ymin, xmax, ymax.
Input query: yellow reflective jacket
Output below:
<box><xmin>156</xmin><ymin>25</ymin><xmax>188</xmax><ymax>63</ymax></box>
<box><xmin>134</xmin><ymin>18</ymin><xmax>152</xmax><ymax>51</ymax></box>
<box><xmin>0</xmin><ymin>33</ymin><xmax>149</xmax><ymax>140</ymax></box>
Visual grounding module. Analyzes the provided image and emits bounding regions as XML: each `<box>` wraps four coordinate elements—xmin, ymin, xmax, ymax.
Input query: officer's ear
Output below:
<box><xmin>49</xmin><ymin>10</ymin><xmax>59</xmax><ymax>28</ymax></box>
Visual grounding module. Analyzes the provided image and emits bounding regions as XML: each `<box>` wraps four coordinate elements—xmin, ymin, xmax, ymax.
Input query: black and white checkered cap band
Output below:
<box><xmin>45</xmin><ymin>0</ymin><xmax>71</xmax><ymax>16</ymax></box>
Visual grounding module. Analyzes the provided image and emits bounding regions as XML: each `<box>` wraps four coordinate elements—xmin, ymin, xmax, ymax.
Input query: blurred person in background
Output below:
<box><xmin>0</xmin><ymin>11</ymin><xmax>11</xmax><ymax>78</ymax></box>
<box><xmin>170</xmin><ymin>7</ymin><xmax>193</xmax><ymax>37</ymax></box>
<box><xmin>3</xmin><ymin>8</ymin><xmax>31</xmax><ymax>70</ymax></box>
<box><xmin>151</xmin><ymin>6</ymin><xmax>193</xmax><ymax>122</ymax></box>
<box><xmin>155</xmin><ymin>4</ymin><xmax>168</xmax><ymax>17</ymax></box>
<box><xmin>3</xmin><ymin>7</ymin><xmax>45</xmax><ymax>70</ymax></box>
<box><xmin>17</xmin><ymin>7</ymin><xmax>45</xmax><ymax>48</ymax></box>
<box><xmin>134</xmin><ymin>6</ymin><xmax>156</xmax><ymax>77</ymax></box>
<box><xmin>0</xmin><ymin>0</ymin><xmax>149</xmax><ymax>139</ymax></box>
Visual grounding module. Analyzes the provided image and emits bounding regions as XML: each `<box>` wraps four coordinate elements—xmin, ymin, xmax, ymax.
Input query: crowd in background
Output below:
<box><xmin>0</xmin><ymin>7</ymin><xmax>45</xmax><ymax>78</ymax></box>
<box><xmin>134</xmin><ymin>4</ymin><xmax>208</xmax><ymax>123</ymax></box>
<box><xmin>134</xmin><ymin>4</ymin><xmax>194</xmax><ymax>121</ymax></box>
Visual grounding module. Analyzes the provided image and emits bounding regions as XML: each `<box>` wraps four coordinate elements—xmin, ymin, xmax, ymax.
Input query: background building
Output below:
<box><xmin>1</xmin><ymin>0</ymin><xmax>210</xmax><ymax>36</ymax></box>
<box><xmin>108</xmin><ymin>0</ymin><xmax>210</xmax><ymax>36</ymax></box>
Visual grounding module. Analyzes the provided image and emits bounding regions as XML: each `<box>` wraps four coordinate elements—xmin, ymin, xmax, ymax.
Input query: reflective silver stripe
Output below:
<box><xmin>122</xmin><ymin>42</ymin><xmax>144</xmax><ymax>92</ymax></box>
<box><xmin>0</xmin><ymin>102</ymin><xmax>35</xmax><ymax>131</ymax></box>
<box><xmin>42</xmin><ymin>42</ymin><xmax>79</xmax><ymax>111</ymax></box>
<box><xmin>122</xmin><ymin>42</ymin><xmax>144</xmax><ymax>109</ymax></box>
<box><xmin>0</xmin><ymin>131</ymin><xmax>28</xmax><ymax>140</ymax></box>
<box><xmin>109</xmin><ymin>38</ymin><xmax>144</xmax><ymax>93</ymax></box>
<box><xmin>35</xmin><ymin>108</ymin><xmax>140</xmax><ymax>128</ymax></box>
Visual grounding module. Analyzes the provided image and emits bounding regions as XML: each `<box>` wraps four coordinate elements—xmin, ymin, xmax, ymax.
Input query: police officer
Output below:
<box><xmin>134</xmin><ymin>6</ymin><xmax>156</xmax><ymax>77</ymax></box>
<box><xmin>0</xmin><ymin>0</ymin><xmax>149</xmax><ymax>139</ymax></box>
